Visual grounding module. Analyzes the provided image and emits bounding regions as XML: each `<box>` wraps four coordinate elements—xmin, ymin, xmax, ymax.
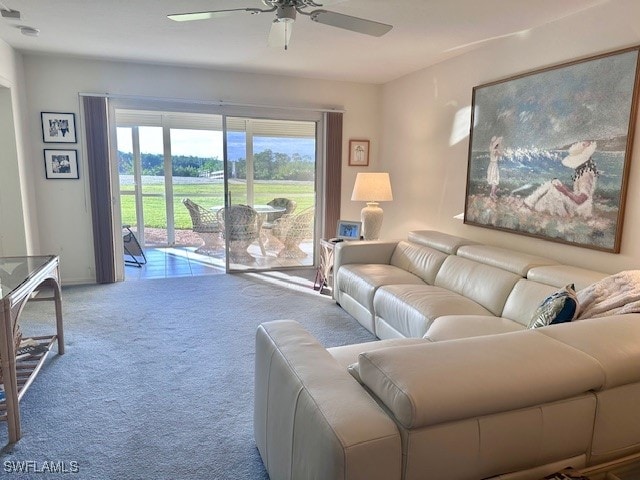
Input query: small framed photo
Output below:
<box><xmin>41</xmin><ymin>112</ymin><xmax>77</xmax><ymax>143</ymax></box>
<box><xmin>348</xmin><ymin>139</ymin><xmax>370</xmax><ymax>166</ymax></box>
<box><xmin>44</xmin><ymin>149</ymin><xmax>79</xmax><ymax>179</ymax></box>
<box><xmin>336</xmin><ymin>219</ymin><xmax>362</xmax><ymax>240</ymax></box>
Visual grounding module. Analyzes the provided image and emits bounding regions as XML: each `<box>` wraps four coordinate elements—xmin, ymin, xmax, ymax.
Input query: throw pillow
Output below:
<box><xmin>528</xmin><ymin>284</ymin><xmax>579</xmax><ymax>329</ymax></box>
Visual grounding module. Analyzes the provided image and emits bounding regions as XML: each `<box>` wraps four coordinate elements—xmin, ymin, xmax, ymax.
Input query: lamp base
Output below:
<box><xmin>361</xmin><ymin>202</ymin><xmax>384</xmax><ymax>240</ymax></box>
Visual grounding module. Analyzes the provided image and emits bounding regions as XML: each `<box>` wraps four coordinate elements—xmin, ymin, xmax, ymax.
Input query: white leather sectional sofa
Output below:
<box><xmin>254</xmin><ymin>230</ymin><xmax>640</xmax><ymax>479</ymax></box>
<box><xmin>334</xmin><ymin>230</ymin><xmax>605</xmax><ymax>339</ymax></box>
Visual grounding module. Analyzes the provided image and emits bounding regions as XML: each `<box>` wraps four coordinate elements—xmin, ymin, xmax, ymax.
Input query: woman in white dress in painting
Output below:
<box><xmin>487</xmin><ymin>136</ymin><xmax>503</xmax><ymax>199</ymax></box>
<box><xmin>524</xmin><ymin>140</ymin><xmax>598</xmax><ymax>217</ymax></box>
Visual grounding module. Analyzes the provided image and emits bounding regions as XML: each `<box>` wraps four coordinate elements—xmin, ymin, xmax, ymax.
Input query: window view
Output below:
<box><xmin>117</xmin><ymin>126</ymin><xmax>168</xmax><ymax>246</ymax></box>
<box><xmin>116</xmin><ymin>111</ymin><xmax>318</xmax><ymax>274</ymax></box>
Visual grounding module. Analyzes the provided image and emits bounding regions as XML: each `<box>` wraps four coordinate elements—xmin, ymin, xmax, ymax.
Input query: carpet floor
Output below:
<box><xmin>0</xmin><ymin>270</ymin><xmax>375</xmax><ymax>479</ymax></box>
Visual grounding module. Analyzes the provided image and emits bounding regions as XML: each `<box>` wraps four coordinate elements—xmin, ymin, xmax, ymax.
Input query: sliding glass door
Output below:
<box><xmin>116</xmin><ymin>113</ymin><xmax>224</xmax><ymax>249</ymax></box>
<box><xmin>115</xmin><ymin>108</ymin><xmax>320</xmax><ymax>274</ymax></box>
<box><xmin>223</xmin><ymin>117</ymin><xmax>317</xmax><ymax>271</ymax></box>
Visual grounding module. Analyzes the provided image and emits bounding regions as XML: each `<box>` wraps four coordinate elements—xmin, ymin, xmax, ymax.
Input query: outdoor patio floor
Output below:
<box><xmin>124</xmin><ymin>241</ymin><xmax>315</xmax><ymax>281</ymax></box>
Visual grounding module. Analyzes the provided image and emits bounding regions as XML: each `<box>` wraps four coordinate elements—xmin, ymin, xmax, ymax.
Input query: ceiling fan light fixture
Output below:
<box><xmin>275</xmin><ymin>5</ymin><xmax>296</xmax><ymax>23</ymax></box>
<box><xmin>268</xmin><ymin>17</ymin><xmax>293</xmax><ymax>50</ymax></box>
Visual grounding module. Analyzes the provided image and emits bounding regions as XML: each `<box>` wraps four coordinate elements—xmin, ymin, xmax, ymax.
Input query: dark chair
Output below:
<box><xmin>182</xmin><ymin>198</ymin><xmax>223</xmax><ymax>254</ymax></box>
<box><xmin>217</xmin><ymin>204</ymin><xmax>260</xmax><ymax>262</ymax></box>
<box><xmin>123</xmin><ymin>225</ymin><xmax>147</xmax><ymax>267</ymax></box>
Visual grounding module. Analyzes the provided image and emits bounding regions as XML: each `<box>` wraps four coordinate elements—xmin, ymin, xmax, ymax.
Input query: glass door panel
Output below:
<box><xmin>116</xmin><ymin>125</ymin><xmax>166</xmax><ymax>246</ymax></box>
<box><xmin>117</xmin><ymin>127</ymin><xmax>138</xmax><ymax>236</ymax></box>
<box><xmin>138</xmin><ymin>126</ymin><xmax>166</xmax><ymax>246</ymax></box>
<box><xmin>224</xmin><ymin>117</ymin><xmax>317</xmax><ymax>272</ymax></box>
<box><xmin>169</xmin><ymin>127</ymin><xmax>224</xmax><ymax>250</ymax></box>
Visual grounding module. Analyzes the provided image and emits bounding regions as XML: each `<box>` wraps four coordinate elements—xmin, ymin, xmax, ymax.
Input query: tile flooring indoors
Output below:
<box><xmin>123</xmin><ymin>242</ymin><xmax>316</xmax><ymax>281</ymax></box>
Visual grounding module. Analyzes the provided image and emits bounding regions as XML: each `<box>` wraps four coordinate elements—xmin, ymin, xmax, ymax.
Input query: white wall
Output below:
<box><xmin>0</xmin><ymin>39</ymin><xmax>34</xmax><ymax>256</ymax></box>
<box><xmin>380</xmin><ymin>0</ymin><xmax>640</xmax><ymax>273</ymax></box>
<box><xmin>21</xmin><ymin>55</ymin><xmax>381</xmax><ymax>283</ymax></box>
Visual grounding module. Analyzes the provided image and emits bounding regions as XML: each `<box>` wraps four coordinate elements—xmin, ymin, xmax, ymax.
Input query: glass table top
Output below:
<box><xmin>0</xmin><ymin>256</ymin><xmax>56</xmax><ymax>299</ymax></box>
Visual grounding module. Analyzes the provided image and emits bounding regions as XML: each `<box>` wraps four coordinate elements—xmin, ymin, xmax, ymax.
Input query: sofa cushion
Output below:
<box><xmin>328</xmin><ymin>338</ymin><xmax>428</xmax><ymax>369</ymax></box>
<box><xmin>527</xmin><ymin>265</ymin><xmax>607</xmax><ymax>291</ymax></box>
<box><xmin>423</xmin><ymin>315</ymin><xmax>525</xmax><ymax>342</ymax></box>
<box><xmin>374</xmin><ymin>284</ymin><xmax>493</xmax><ymax>338</ymax></box>
<box><xmin>329</xmin><ymin>338</ymin><xmax>430</xmax><ymax>385</ymax></box>
<box><xmin>407</xmin><ymin>230</ymin><xmax>477</xmax><ymax>254</ymax></box>
<box><xmin>528</xmin><ymin>284</ymin><xmax>578</xmax><ymax>328</ymax></box>
<box><xmin>456</xmin><ymin>244</ymin><xmax>557</xmax><ymax>276</ymax></box>
<box><xmin>536</xmin><ymin>314</ymin><xmax>640</xmax><ymax>389</ymax></box>
<box><xmin>501</xmin><ymin>279</ymin><xmax>560</xmax><ymax>326</ymax></box>
<box><xmin>357</xmin><ymin>330</ymin><xmax>605</xmax><ymax>429</ymax></box>
<box><xmin>336</xmin><ymin>264</ymin><xmax>425</xmax><ymax>314</ymax></box>
<box><xmin>434</xmin><ymin>256</ymin><xmax>521</xmax><ymax>316</ymax></box>
<box><xmin>389</xmin><ymin>241</ymin><xmax>448</xmax><ymax>285</ymax></box>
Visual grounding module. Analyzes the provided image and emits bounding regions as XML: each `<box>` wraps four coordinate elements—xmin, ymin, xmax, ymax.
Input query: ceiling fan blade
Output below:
<box><xmin>168</xmin><ymin>8</ymin><xmax>263</xmax><ymax>22</ymax></box>
<box><xmin>309</xmin><ymin>10</ymin><xmax>392</xmax><ymax>37</ymax></box>
<box><xmin>268</xmin><ymin>20</ymin><xmax>294</xmax><ymax>50</ymax></box>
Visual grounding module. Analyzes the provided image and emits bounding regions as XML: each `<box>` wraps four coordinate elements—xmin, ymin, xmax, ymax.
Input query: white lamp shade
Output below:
<box><xmin>350</xmin><ymin>172</ymin><xmax>393</xmax><ymax>202</ymax></box>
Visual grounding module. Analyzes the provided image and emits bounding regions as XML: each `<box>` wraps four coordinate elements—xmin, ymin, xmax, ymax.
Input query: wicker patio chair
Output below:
<box><xmin>272</xmin><ymin>207</ymin><xmax>315</xmax><ymax>259</ymax></box>
<box><xmin>262</xmin><ymin>198</ymin><xmax>297</xmax><ymax>250</ymax></box>
<box><xmin>263</xmin><ymin>198</ymin><xmax>297</xmax><ymax>226</ymax></box>
<box><xmin>182</xmin><ymin>198</ymin><xmax>223</xmax><ymax>254</ymax></box>
<box><xmin>217</xmin><ymin>204</ymin><xmax>260</xmax><ymax>262</ymax></box>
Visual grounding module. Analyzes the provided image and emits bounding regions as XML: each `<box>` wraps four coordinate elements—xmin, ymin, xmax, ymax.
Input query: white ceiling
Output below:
<box><xmin>0</xmin><ymin>0</ymin><xmax>609</xmax><ymax>84</ymax></box>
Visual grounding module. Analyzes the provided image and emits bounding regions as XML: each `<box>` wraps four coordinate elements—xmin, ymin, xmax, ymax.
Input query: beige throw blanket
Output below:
<box><xmin>577</xmin><ymin>270</ymin><xmax>640</xmax><ymax>319</ymax></box>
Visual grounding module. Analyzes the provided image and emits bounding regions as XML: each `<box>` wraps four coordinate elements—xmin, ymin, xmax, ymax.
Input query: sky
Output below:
<box><xmin>116</xmin><ymin>127</ymin><xmax>222</xmax><ymax>158</ymax></box>
<box><xmin>116</xmin><ymin>127</ymin><xmax>316</xmax><ymax>161</ymax></box>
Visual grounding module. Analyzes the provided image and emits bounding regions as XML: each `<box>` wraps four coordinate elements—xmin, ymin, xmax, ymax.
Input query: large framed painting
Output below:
<box><xmin>464</xmin><ymin>46</ymin><xmax>640</xmax><ymax>253</ymax></box>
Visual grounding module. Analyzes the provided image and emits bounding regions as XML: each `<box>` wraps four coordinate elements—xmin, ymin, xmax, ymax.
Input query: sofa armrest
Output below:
<box><xmin>254</xmin><ymin>320</ymin><xmax>402</xmax><ymax>480</ymax></box>
<box><xmin>334</xmin><ymin>240</ymin><xmax>399</xmax><ymax>273</ymax></box>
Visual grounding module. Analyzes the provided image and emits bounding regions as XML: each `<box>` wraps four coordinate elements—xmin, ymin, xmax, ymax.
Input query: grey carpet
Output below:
<box><xmin>0</xmin><ymin>270</ymin><xmax>375</xmax><ymax>479</ymax></box>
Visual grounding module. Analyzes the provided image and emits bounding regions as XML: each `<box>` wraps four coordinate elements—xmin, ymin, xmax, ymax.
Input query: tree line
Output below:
<box><xmin>118</xmin><ymin>149</ymin><xmax>314</xmax><ymax>181</ymax></box>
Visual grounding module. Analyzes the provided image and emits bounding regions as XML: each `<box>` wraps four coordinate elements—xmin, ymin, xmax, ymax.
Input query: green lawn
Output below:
<box><xmin>120</xmin><ymin>180</ymin><xmax>316</xmax><ymax>229</ymax></box>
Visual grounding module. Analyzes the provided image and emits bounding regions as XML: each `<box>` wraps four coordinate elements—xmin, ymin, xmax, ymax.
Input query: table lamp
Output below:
<box><xmin>351</xmin><ymin>172</ymin><xmax>393</xmax><ymax>240</ymax></box>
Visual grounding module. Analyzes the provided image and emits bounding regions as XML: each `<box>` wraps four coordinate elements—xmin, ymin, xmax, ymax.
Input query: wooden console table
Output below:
<box><xmin>0</xmin><ymin>255</ymin><xmax>64</xmax><ymax>443</ymax></box>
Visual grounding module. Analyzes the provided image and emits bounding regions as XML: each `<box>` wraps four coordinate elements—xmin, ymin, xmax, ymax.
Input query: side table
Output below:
<box><xmin>0</xmin><ymin>255</ymin><xmax>64</xmax><ymax>443</ymax></box>
<box><xmin>314</xmin><ymin>239</ymin><xmax>336</xmax><ymax>294</ymax></box>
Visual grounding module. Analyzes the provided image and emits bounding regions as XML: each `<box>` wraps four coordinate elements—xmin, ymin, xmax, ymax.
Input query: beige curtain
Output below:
<box><xmin>324</xmin><ymin>112</ymin><xmax>343</xmax><ymax>238</ymax></box>
<box><xmin>83</xmin><ymin>95</ymin><xmax>116</xmax><ymax>283</ymax></box>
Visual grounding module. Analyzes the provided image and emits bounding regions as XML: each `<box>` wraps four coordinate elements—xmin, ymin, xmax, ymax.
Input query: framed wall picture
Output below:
<box><xmin>44</xmin><ymin>149</ymin><xmax>79</xmax><ymax>179</ymax></box>
<box><xmin>349</xmin><ymin>139</ymin><xmax>370</xmax><ymax>166</ymax></box>
<box><xmin>464</xmin><ymin>46</ymin><xmax>640</xmax><ymax>253</ymax></box>
<box><xmin>41</xmin><ymin>112</ymin><xmax>77</xmax><ymax>143</ymax></box>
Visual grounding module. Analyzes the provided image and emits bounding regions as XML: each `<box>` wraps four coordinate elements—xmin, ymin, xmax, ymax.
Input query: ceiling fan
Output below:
<box><xmin>167</xmin><ymin>0</ymin><xmax>393</xmax><ymax>50</ymax></box>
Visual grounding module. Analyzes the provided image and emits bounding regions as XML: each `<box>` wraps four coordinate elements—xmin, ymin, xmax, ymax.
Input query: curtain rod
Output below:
<box><xmin>78</xmin><ymin>92</ymin><xmax>345</xmax><ymax>114</ymax></box>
